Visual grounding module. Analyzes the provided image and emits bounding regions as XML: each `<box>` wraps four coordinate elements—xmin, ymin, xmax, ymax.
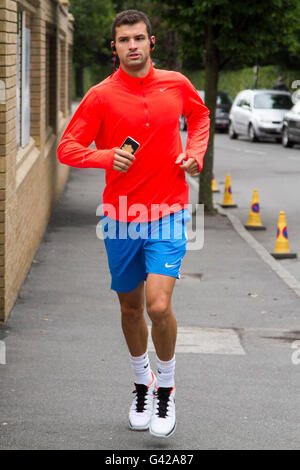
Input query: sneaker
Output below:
<box><xmin>149</xmin><ymin>386</ymin><xmax>176</xmax><ymax>438</ymax></box>
<box><xmin>128</xmin><ymin>371</ymin><xmax>156</xmax><ymax>431</ymax></box>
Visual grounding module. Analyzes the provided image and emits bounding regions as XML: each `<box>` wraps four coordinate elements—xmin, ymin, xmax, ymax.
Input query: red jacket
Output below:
<box><xmin>57</xmin><ymin>61</ymin><xmax>210</xmax><ymax>221</ymax></box>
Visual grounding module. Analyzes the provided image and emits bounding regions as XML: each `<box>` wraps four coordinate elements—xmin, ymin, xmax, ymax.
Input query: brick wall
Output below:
<box><xmin>0</xmin><ymin>0</ymin><xmax>74</xmax><ymax>323</ymax></box>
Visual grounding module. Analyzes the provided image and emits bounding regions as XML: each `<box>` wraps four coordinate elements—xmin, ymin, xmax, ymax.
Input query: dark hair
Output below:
<box><xmin>112</xmin><ymin>10</ymin><xmax>152</xmax><ymax>42</ymax></box>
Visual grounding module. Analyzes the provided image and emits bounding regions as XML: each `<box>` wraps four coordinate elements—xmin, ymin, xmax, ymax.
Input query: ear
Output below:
<box><xmin>111</xmin><ymin>41</ymin><xmax>116</xmax><ymax>52</ymax></box>
<box><xmin>151</xmin><ymin>36</ymin><xmax>155</xmax><ymax>48</ymax></box>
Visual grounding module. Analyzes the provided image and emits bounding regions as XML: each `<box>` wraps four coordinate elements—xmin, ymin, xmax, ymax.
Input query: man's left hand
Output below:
<box><xmin>175</xmin><ymin>153</ymin><xmax>200</xmax><ymax>176</ymax></box>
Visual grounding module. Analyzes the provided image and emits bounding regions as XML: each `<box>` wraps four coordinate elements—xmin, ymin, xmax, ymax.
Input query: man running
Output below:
<box><xmin>57</xmin><ymin>9</ymin><xmax>210</xmax><ymax>438</ymax></box>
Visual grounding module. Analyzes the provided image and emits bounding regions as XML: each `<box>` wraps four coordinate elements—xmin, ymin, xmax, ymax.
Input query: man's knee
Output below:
<box><xmin>120</xmin><ymin>303</ymin><xmax>144</xmax><ymax>323</ymax></box>
<box><xmin>147</xmin><ymin>296</ymin><xmax>171</xmax><ymax>326</ymax></box>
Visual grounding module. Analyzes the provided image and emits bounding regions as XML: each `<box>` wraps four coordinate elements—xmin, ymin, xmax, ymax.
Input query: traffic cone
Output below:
<box><xmin>244</xmin><ymin>189</ymin><xmax>266</xmax><ymax>230</ymax></box>
<box><xmin>220</xmin><ymin>174</ymin><xmax>238</xmax><ymax>208</ymax></box>
<box><xmin>212</xmin><ymin>173</ymin><xmax>220</xmax><ymax>193</ymax></box>
<box><xmin>271</xmin><ymin>211</ymin><xmax>297</xmax><ymax>259</ymax></box>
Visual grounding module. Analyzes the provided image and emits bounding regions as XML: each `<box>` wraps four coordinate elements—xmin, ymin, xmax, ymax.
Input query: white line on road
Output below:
<box><xmin>288</xmin><ymin>155</ymin><xmax>300</xmax><ymax>161</ymax></box>
<box><xmin>243</xmin><ymin>149</ymin><xmax>266</xmax><ymax>155</ymax></box>
<box><xmin>0</xmin><ymin>340</ymin><xmax>6</xmax><ymax>365</ymax></box>
<box><xmin>216</xmin><ymin>145</ymin><xmax>266</xmax><ymax>156</ymax></box>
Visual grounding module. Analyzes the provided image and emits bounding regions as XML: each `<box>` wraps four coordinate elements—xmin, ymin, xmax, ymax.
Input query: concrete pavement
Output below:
<box><xmin>212</xmin><ymin>133</ymin><xmax>300</xmax><ymax>282</ymax></box>
<box><xmin>1</xmin><ymin>162</ymin><xmax>300</xmax><ymax>450</ymax></box>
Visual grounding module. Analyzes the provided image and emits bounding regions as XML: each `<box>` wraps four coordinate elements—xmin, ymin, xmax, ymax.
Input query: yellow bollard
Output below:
<box><xmin>212</xmin><ymin>173</ymin><xmax>220</xmax><ymax>193</ymax></box>
<box><xmin>271</xmin><ymin>211</ymin><xmax>297</xmax><ymax>259</ymax></box>
<box><xmin>220</xmin><ymin>174</ymin><xmax>238</xmax><ymax>208</ymax></box>
<box><xmin>244</xmin><ymin>189</ymin><xmax>266</xmax><ymax>230</ymax></box>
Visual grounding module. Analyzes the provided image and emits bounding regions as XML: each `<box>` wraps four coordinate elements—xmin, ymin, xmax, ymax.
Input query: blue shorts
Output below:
<box><xmin>101</xmin><ymin>209</ymin><xmax>191</xmax><ymax>293</ymax></box>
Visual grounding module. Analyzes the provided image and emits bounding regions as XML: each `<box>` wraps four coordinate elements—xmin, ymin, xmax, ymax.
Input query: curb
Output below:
<box><xmin>186</xmin><ymin>174</ymin><xmax>300</xmax><ymax>299</ymax></box>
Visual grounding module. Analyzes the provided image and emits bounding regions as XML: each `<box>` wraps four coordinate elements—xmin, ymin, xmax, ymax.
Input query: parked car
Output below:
<box><xmin>229</xmin><ymin>89</ymin><xmax>293</xmax><ymax>142</ymax></box>
<box><xmin>281</xmin><ymin>99</ymin><xmax>300</xmax><ymax>147</ymax></box>
<box><xmin>179</xmin><ymin>90</ymin><xmax>233</xmax><ymax>132</ymax></box>
<box><xmin>292</xmin><ymin>88</ymin><xmax>300</xmax><ymax>102</ymax></box>
<box><xmin>215</xmin><ymin>91</ymin><xmax>233</xmax><ymax>131</ymax></box>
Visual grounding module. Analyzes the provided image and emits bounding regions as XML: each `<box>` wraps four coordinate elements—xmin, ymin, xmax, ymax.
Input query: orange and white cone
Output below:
<box><xmin>244</xmin><ymin>189</ymin><xmax>266</xmax><ymax>230</ymax></box>
<box><xmin>220</xmin><ymin>174</ymin><xmax>237</xmax><ymax>208</ymax></box>
<box><xmin>212</xmin><ymin>173</ymin><xmax>220</xmax><ymax>193</ymax></box>
<box><xmin>271</xmin><ymin>211</ymin><xmax>297</xmax><ymax>259</ymax></box>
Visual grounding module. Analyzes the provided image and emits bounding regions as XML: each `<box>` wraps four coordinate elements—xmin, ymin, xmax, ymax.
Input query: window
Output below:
<box><xmin>217</xmin><ymin>92</ymin><xmax>233</xmax><ymax>106</ymax></box>
<box><xmin>45</xmin><ymin>28</ymin><xmax>57</xmax><ymax>134</ymax></box>
<box><xmin>254</xmin><ymin>93</ymin><xmax>293</xmax><ymax>110</ymax></box>
<box><xmin>16</xmin><ymin>10</ymin><xmax>31</xmax><ymax>149</ymax></box>
<box><xmin>59</xmin><ymin>37</ymin><xmax>66</xmax><ymax>115</ymax></box>
<box><xmin>236</xmin><ymin>95</ymin><xmax>245</xmax><ymax>107</ymax></box>
<box><xmin>68</xmin><ymin>46</ymin><xmax>73</xmax><ymax>114</ymax></box>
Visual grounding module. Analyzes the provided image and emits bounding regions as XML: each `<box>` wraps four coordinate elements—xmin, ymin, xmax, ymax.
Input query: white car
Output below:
<box><xmin>229</xmin><ymin>89</ymin><xmax>293</xmax><ymax>142</ymax></box>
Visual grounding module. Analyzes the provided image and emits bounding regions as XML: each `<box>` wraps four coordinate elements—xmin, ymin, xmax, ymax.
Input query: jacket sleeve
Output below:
<box><xmin>182</xmin><ymin>76</ymin><xmax>210</xmax><ymax>171</ymax></box>
<box><xmin>57</xmin><ymin>87</ymin><xmax>115</xmax><ymax>170</ymax></box>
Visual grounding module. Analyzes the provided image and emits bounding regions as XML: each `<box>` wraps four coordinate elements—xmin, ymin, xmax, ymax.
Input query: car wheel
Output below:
<box><xmin>282</xmin><ymin>126</ymin><xmax>294</xmax><ymax>148</ymax></box>
<box><xmin>229</xmin><ymin>121</ymin><xmax>238</xmax><ymax>139</ymax></box>
<box><xmin>249</xmin><ymin>124</ymin><xmax>259</xmax><ymax>142</ymax></box>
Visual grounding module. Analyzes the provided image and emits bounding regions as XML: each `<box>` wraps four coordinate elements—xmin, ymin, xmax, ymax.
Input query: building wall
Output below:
<box><xmin>0</xmin><ymin>0</ymin><xmax>73</xmax><ymax>323</ymax></box>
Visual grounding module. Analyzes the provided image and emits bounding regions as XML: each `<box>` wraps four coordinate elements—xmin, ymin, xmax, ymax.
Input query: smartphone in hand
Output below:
<box><xmin>120</xmin><ymin>136</ymin><xmax>140</xmax><ymax>155</ymax></box>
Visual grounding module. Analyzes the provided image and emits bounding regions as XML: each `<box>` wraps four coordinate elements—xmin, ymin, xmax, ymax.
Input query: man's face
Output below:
<box><xmin>113</xmin><ymin>22</ymin><xmax>154</xmax><ymax>70</ymax></box>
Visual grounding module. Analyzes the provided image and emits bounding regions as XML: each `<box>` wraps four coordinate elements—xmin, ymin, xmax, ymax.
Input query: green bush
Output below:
<box><xmin>73</xmin><ymin>64</ymin><xmax>300</xmax><ymax>102</ymax></box>
<box><xmin>184</xmin><ymin>65</ymin><xmax>300</xmax><ymax>100</ymax></box>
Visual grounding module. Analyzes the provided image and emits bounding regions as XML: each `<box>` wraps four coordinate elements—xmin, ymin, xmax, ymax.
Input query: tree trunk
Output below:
<box><xmin>199</xmin><ymin>23</ymin><xmax>219</xmax><ymax>214</ymax></box>
<box><xmin>166</xmin><ymin>30</ymin><xmax>181</xmax><ymax>71</ymax></box>
<box><xmin>75</xmin><ymin>66</ymin><xmax>84</xmax><ymax>98</ymax></box>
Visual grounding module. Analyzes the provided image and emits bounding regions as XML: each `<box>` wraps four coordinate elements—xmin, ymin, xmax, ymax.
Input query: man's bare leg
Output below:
<box><xmin>146</xmin><ymin>273</ymin><xmax>177</xmax><ymax>438</ymax></box>
<box><xmin>145</xmin><ymin>273</ymin><xmax>177</xmax><ymax>361</ymax></box>
<box><xmin>118</xmin><ymin>280</ymin><xmax>156</xmax><ymax>431</ymax></box>
<box><xmin>117</xmin><ymin>280</ymin><xmax>148</xmax><ymax>357</ymax></box>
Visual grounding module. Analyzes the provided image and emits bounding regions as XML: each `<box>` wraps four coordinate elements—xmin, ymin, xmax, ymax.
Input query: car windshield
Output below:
<box><xmin>217</xmin><ymin>93</ymin><xmax>233</xmax><ymax>106</ymax></box>
<box><xmin>254</xmin><ymin>93</ymin><xmax>293</xmax><ymax>110</ymax></box>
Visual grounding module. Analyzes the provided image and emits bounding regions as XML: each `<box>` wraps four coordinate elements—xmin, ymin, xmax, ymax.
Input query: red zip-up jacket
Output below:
<box><xmin>57</xmin><ymin>61</ymin><xmax>210</xmax><ymax>222</ymax></box>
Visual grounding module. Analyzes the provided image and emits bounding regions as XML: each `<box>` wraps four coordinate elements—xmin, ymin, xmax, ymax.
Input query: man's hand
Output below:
<box><xmin>113</xmin><ymin>148</ymin><xmax>136</xmax><ymax>173</ymax></box>
<box><xmin>175</xmin><ymin>153</ymin><xmax>200</xmax><ymax>176</ymax></box>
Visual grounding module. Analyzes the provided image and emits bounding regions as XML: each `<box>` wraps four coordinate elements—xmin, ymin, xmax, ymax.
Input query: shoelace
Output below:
<box><xmin>132</xmin><ymin>383</ymin><xmax>148</xmax><ymax>413</ymax></box>
<box><xmin>154</xmin><ymin>387</ymin><xmax>173</xmax><ymax>418</ymax></box>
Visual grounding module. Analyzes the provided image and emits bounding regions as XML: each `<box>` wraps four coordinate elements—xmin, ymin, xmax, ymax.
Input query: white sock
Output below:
<box><xmin>156</xmin><ymin>355</ymin><xmax>176</xmax><ymax>388</ymax></box>
<box><xmin>129</xmin><ymin>351</ymin><xmax>153</xmax><ymax>386</ymax></box>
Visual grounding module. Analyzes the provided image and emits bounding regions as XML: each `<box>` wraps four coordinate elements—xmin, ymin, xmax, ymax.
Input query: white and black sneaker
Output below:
<box><xmin>128</xmin><ymin>371</ymin><xmax>156</xmax><ymax>431</ymax></box>
<box><xmin>149</xmin><ymin>386</ymin><xmax>176</xmax><ymax>438</ymax></box>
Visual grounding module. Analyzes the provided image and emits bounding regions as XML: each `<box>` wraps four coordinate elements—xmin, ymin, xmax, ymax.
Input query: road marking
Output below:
<box><xmin>147</xmin><ymin>326</ymin><xmax>245</xmax><ymax>355</ymax></box>
<box><xmin>216</xmin><ymin>145</ymin><xmax>266</xmax><ymax>156</ymax></box>
<box><xmin>215</xmin><ymin>145</ymin><xmax>241</xmax><ymax>152</ymax></box>
<box><xmin>243</xmin><ymin>149</ymin><xmax>266</xmax><ymax>155</ymax></box>
<box><xmin>0</xmin><ymin>340</ymin><xmax>6</xmax><ymax>365</ymax></box>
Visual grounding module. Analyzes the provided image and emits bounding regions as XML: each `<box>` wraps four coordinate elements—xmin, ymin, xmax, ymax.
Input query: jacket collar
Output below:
<box><xmin>117</xmin><ymin>60</ymin><xmax>155</xmax><ymax>88</ymax></box>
